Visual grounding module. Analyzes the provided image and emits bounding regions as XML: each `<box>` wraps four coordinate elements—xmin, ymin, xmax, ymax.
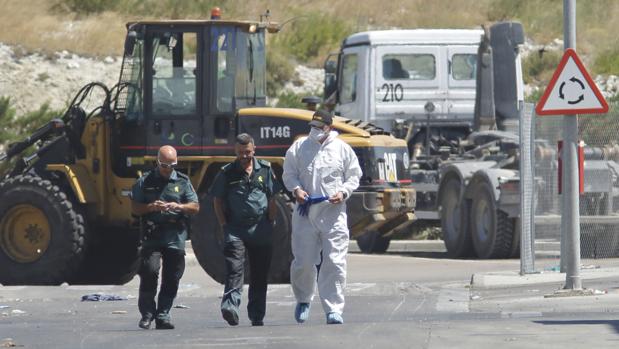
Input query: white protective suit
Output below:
<box><xmin>282</xmin><ymin>130</ymin><xmax>362</xmax><ymax>315</ymax></box>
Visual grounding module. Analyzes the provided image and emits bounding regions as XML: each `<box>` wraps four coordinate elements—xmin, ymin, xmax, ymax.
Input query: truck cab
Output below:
<box><xmin>324</xmin><ymin>29</ymin><xmax>483</xmax><ymax>147</ymax></box>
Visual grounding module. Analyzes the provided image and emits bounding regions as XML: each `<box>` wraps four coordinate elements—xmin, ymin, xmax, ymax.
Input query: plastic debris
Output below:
<box><xmin>81</xmin><ymin>294</ymin><xmax>127</xmax><ymax>301</ymax></box>
<box><xmin>111</xmin><ymin>310</ymin><xmax>127</xmax><ymax>314</ymax></box>
<box><xmin>174</xmin><ymin>304</ymin><xmax>190</xmax><ymax>309</ymax></box>
<box><xmin>10</xmin><ymin>309</ymin><xmax>25</xmax><ymax>315</ymax></box>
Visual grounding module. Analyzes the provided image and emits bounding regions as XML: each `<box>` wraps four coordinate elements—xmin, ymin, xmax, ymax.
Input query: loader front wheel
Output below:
<box><xmin>356</xmin><ymin>231</ymin><xmax>391</xmax><ymax>253</ymax></box>
<box><xmin>70</xmin><ymin>227</ymin><xmax>141</xmax><ymax>285</ymax></box>
<box><xmin>191</xmin><ymin>193</ymin><xmax>292</xmax><ymax>284</ymax></box>
<box><xmin>0</xmin><ymin>175</ymin><xmax>86</xmax><ymax>285</ymax></box>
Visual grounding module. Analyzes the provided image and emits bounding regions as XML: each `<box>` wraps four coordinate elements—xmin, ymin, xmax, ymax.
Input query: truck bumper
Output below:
<box><xmin>346</xmin><ymin>188</ymin><xmax>416</xmax><ymax>238</ymax></box>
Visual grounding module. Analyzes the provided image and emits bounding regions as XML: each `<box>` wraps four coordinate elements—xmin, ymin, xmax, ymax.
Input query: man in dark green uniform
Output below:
<box><xmin>131</xmin><ymin>145</ymin><xmax>199</xmax><ymax>330</ymax></box>
<box><xmin>211</xmin><ymin>133</ymin><xmax>276</xmax><ymax>326</ymax></box>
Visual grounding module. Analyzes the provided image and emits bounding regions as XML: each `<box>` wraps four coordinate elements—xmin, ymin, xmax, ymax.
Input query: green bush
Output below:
<box><xmin>266</xmin><ymin>49</ymin><xmax>296</xmax><ymax>98</ymax></box>
<box><xmin>0</xmin><ymin>97</ymin><xmax>59</xmax><ymax>146</ymax></box>
<box><xmin>54</xmin><ymin>0</ymin><xmax>121</xmax><ymax>15</ymax></box>
<box><xmin>271</xmin><ymin>12</ymin><xmax>352</xmax><ymax>64</ymax></box>
<box><xmin>274</xmin><ymin>91</ymin><xmax>307</xmax><ymax>109</ymax></box>
<box><xmin>116</xmin><ymin>0</ymin><xmax>219</xmax><ymax>18</ymax></box>
<box><xmin>594</xmin><ymin>49</ymin><xmax>619</xmax><ymax>76</ymax></box>
<box><xmin>522</xmin><ymin>50</ymin><xmax>562</xmax><ymax>84</ymax></box>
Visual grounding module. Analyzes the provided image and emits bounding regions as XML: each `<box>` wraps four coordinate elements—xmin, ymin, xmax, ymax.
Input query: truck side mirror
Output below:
<box><xmin>323</xmin><ymin>54</ymin><xmax>339</xmax><ymax>105</ymax></box>
<box><xmin>324</xmin><ymin>60</ymin><xmax>337</xmax><ymax>74</ymax></box>
<box><xmin>324</xmin><ymin>74</ymin><xmax>337</xmax><ymax>103</ymax></box>
<box><xmin>124</xmin><ymin>31</ymin><xmax>137</xmax><ymax>57</ymax></box>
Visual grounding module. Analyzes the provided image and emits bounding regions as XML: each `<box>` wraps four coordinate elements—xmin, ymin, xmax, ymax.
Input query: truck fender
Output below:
<box><xmin>465</xmin><ymin>168</ymin><xmax>518</xmax><ymax>204</ymax></box>
<box><xmin>439</xmin><ymin>161</ymin><xmax>497</xmax><ymax>196</ymax></box>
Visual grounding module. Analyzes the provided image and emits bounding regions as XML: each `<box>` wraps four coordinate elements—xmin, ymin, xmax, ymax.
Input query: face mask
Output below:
<box><xmin>309</xmin><ymin>127</ymin><xmax>327</xmax><ymax>142</ymax></box>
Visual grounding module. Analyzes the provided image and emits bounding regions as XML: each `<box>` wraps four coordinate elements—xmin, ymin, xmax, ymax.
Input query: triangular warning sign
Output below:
<box><xmin>536</xmin><ymin>48</ymin><xmax>608</xmax><ymax>116</ymax></box>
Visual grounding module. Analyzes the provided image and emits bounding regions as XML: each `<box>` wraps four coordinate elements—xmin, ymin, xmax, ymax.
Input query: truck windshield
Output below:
<box><xmin>211</xmin><ymin>25</ymin><xmax>266</xmax><ymax>113</ymax></box>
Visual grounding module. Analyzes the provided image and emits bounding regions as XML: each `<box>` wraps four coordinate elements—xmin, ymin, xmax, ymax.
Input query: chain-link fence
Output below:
<box><xmin>529</xmin><ymin>102</ymin><xmax>619</xmax><ymax>266</ymax></box>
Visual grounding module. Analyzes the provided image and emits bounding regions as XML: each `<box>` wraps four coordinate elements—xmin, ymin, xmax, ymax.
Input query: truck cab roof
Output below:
<box><xmin>343</xmin><ymin>29</ymin><xmax>484</xmax><ymax>47</ymax></box>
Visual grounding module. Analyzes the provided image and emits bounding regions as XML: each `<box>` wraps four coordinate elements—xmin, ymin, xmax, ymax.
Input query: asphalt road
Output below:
<box><xmin>2</xmin><ymin>241</ymin><xmax>619</xmax><ymax>348</ymax></box>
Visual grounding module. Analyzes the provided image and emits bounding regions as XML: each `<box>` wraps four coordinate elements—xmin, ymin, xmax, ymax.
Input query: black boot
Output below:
<box><xmin>138</xmin><ymin>314</ymin><xmax>153</xmax><ymax>329</ymax></box>
<box><xmin>155</xmin><ymin>319</ymin><xmax>175</xmax><ymax>330</ymax></box>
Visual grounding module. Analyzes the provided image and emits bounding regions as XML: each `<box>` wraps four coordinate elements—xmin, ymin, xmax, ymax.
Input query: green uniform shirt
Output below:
<box><xmin>131</xmin><ymin>168</ymin><xmax>198</xmax><ymax>251</ymax></box>
<box><xmin>210</xmin><ymin>158</ymin><xmax>274</xmax><ymax>242</ymax></box>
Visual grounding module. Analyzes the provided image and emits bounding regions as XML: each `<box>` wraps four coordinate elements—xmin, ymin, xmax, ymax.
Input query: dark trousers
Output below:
<box><xmin>138</xmin><ymin>247</ymin><xmax>185</xmax><ymax>321</ymax></box>
<box><xmin>222</xmin><ymin>235</ymin><xmax>273</xmax><ymax>322</ymax></box>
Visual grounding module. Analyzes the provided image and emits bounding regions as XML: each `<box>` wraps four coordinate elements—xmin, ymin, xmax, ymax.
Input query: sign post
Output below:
<box><xmin>535</xmin><ymin>0</ymin><xmax>608</xmax><ymax>291</ymax></box>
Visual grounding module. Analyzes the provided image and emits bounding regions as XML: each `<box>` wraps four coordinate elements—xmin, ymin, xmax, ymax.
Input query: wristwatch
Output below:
<box><xmin>341</xmin><ymin>191</ymin><xmax>348</xmax><ymax>199</ymax></box>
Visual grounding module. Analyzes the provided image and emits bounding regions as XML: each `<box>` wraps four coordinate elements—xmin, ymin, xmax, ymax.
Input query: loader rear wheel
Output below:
<box><xmin>70</xmin><ymin>227</ymin><xmax>141</xmax><ymax>285</ymax></box>
<box><xmin>0</xmin><ymin>175</ymin><xmax>86</xmax><ymax>285</ymax></box>
<box><xmin>356</xmin><ymin>231</ymin><xmax>390</xmax><ymax>253</ymax></box>
<box><xmin>439</xmin><ymin>178</ymin><xmax>474</xmax><ymax>258</ymax></box>
<box><xmin>191</xmin><ymin>193</ymin><xmax>292</xmax><ymax>284</ymax></box>
<box><xmin>470</xmin><ymin>180</ymin><xmax>514</xmax><ymax>259</ymax></box>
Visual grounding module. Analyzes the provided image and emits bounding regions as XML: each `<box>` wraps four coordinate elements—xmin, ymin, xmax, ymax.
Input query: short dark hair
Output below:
<box><xmin>236</xmin><ymin>133</ymin><xmax>254</xmax><ymax>145</ymax></box>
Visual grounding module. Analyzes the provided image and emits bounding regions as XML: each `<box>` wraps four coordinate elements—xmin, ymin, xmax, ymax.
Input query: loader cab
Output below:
<box><xmin>113</xmin><ymin>20</ymin><xmax>269</xmax><ymax>174</ymax></box>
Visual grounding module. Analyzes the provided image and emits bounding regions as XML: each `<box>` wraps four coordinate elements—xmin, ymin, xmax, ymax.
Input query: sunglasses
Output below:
<box><xmin>157</xmin><ymin>159</ymin><xmax>177</xmax><ymax>169</ymax></box>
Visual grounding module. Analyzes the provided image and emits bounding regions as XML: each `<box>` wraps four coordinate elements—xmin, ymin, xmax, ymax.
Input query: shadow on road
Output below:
<box><xmin>349</xmin><ymin>250</ymin><xmax>483</xmax><ymax>260</ymax></box>
<box><xmin>533</xmin><ymin>320</ymin><xmax>619</xmax><ymax>334</ymax></box>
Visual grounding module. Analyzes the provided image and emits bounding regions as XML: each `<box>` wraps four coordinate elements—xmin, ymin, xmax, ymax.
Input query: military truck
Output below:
<box><xmin>0</xmin><ymin>14</ymin><xmax>415</xmax><ymax>285</ymax></box>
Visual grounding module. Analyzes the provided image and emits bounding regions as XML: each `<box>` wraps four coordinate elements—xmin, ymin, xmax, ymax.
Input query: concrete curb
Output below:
<box><xmin>472</xmin><ymin>266</ymin><xmax>619</xmax><ymax>289</ymax></box>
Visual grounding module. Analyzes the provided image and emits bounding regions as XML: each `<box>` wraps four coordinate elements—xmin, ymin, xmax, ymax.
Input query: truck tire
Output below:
<box><xmin>191</xmin><ymin>193</ymin><xmax>292</xmax><ymax>284</ymax></box>
<box><xmin>470</xmin><ymin>180</ymin><xmax>514</xmax><ymax>259</ymax></box>
<box><xmin>356</xmin><ymin>231</ymin><xmax>391</xmax><ymax>253</ymax></box>
<box><xmin>70</xmin><ymin>227</ymin><xmax>141</xmax><ymax>285</ymax></box>
<box><xmin>0</xmin><ymin>175</ymin><xmax>86</xmax><ymax>285</ymax></box>
<box><xmin>439</xmin><ymin>178</ymin><xmax>474</xmax><ymax>257</ymax></box>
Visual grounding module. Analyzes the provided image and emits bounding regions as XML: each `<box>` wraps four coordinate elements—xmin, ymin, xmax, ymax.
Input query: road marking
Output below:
<box><xmin>501</xmin><ymin>311</ymin><xmax>543</xmax><ymax>319</ymax></box>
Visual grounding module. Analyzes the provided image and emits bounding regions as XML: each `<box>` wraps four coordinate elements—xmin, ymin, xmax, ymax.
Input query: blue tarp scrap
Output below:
<box><xmin>81</xmin><ymin>293</ymin><xmax>127</xmax><ymax>301</ymax></box>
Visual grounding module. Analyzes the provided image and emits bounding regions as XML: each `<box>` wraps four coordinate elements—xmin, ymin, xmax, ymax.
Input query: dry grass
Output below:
<box><xmin>0</xmin><ymin>0</ymin><xmax>126</xmax><ymax>56</ymax></box>
<box><xmin>1</xmin><ymin>0</ymin><xmax>618</xmax><ymax>69</ymax></box>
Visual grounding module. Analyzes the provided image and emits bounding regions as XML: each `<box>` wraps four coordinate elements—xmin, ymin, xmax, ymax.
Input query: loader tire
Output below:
<box><xmin>470</xmin><ymin>180</ymin><xmax>514</xmax><ymax>259</ymax></box>
<box><xmin>191</xmin><ymin>193</ymin><xmax>292</xmax><ymax>284</ymax></box>
<box><xmin>356</xmin><ymin>231</ymin><xmax>390</xmax><ymax>253</ymax></box>
<box><xmin>0</xmin><ymin>175</ymin><xmax>86</xmax><ymax>285</ymax></box>
<box><xmin>439</xmin><ymin>178</ymin><xmax>474</xmax><ymax>258</ymax></box>
<box><xmin>70</xmin><ymin>227</ymin><xmax>141</xmax><ymax>285</ymax></box>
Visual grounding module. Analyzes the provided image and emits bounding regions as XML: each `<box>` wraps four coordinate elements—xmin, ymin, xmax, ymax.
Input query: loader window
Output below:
<box><xmin>382</xmin><ymin>54</ymin><xmax>435</xmax><ymax>80</ymax></box>
<box><xmin>124</xmin><ymin>38</ymin><xmax>144</xmax><ymax>121</ymax></box>
<box><xmin>151</xmin><ymin>32</ymin><xmax>197</xmax><ymax>117</ymax></box>
<box><xmin>340</xmin><ymin>54</ymin><xmax>357</xmax><ymax>103</ymax></box>
<box><xmin>451</xmin><ymin>54</ymin><xmax>477</xmax><ymax>80</ymax></box>
<box><xmin>213</xmin><ymin>26</ymin><xmax>236</xmax><ymax>112</ymax></box>
<box><xmin>210</xmin><ymin>26</ymin><xmax>267</xmax><ymax>112</ymax></box>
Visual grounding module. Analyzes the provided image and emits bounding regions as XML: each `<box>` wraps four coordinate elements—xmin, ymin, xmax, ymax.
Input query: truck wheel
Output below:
<box><xmin>439</xmin><ymin>178</ymin><xmax>474</xmax><ymax>257</ymax></box>
<box><xmin>0</xmin><ymin>175</ymin><xmax>86</xmax><ymax>285</ymax></box>
<box><xmin>191</xmin><ymin>193</ymin><xmax>292</xmax><ymax>284</ymax></box>
<box><xmin>70</xmin><ymin>227</ymin><xmax>141</xmax><ymax>285</ymax></box>
<box><xmin>356</xmin><ymin>231</ymin><xmax>390</xmax><ymax>253</ymax></box>
<box><xmin>470</xmin><ymin>180</ymin><xmax>514</xmax><ymax>258</ymax></box>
